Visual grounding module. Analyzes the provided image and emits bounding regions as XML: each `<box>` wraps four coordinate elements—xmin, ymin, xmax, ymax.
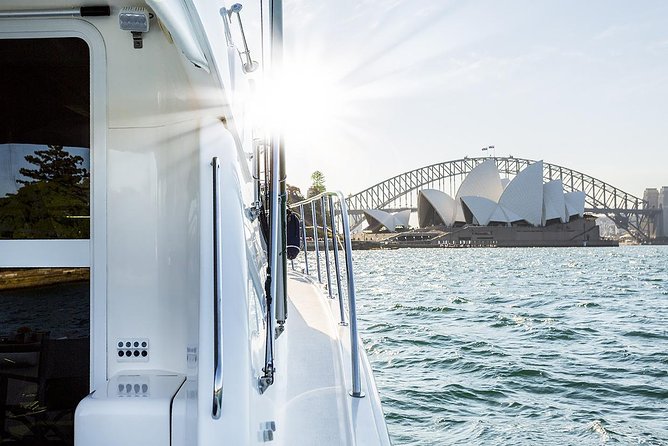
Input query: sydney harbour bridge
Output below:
<box><xmin>344</xmin><ymin>156</ymin><xmax>658</xmax><ymax>243</ymax></box>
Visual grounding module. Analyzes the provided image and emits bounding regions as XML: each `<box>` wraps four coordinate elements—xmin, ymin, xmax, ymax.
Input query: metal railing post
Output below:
<box><xmin>336</xmin><ymin>192</ymin><xmax>364</xmax><ymax>398</ymax></box>
<box><xmin>289</xmin><ymin>192</ymin><xmax>364</xmax><ymax>399</ymax></box>
<box><xmin>300</xmin><ymin>205</ymin><xmax>309</xmax><ymax>275</ymax></box>
<box><xmin>211</xmin><ymin>157</ymin><xmax>224</xmax><ymax>418</ymax></box>
<box><xmin>329</xmin><ymin>195</ymin><xmax>346</xmax><ymax>325</ymax></box>
<box><xmin>321</xmin><ymin>197</ymin><xmax>333</xmax><ymax>297</ymax></box>
<box><xmin>311</xmin><ymin>200</ymin><xmax>322</xmax><ymax>282</ymax></box>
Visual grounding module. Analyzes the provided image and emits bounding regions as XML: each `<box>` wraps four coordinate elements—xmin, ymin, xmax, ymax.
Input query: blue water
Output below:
<box><xmin>354</xmin><ymin>246</ymin><xmax>668</xmax><ymax>445</ymax></box>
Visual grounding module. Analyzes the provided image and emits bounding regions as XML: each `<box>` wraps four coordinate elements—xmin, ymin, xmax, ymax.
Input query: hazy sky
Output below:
<box><xmin>279</xmin><ymin>0</ymin><xmax>668</xmax><ymax>198</ymax></box>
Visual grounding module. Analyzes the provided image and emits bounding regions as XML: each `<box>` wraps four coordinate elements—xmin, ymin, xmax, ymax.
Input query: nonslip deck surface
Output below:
<box><xmin>277</xmin><ymin>273</ymin><xmax>352</xmax><ymax>445</ymax></box>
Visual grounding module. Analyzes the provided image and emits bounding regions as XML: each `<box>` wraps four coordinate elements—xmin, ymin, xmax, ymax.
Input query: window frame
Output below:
<box><xmin>0</xmin><ymin>19</ymin><xmax>107</xmax><ymax>390</ymax></box>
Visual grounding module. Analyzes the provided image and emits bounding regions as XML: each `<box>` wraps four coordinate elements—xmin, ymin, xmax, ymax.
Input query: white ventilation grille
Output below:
<box><xmin>116</xmin><ymin>376</ymin><xmax>150</xmax><ymax>398</ymax></box>
<box><xmin>116</xmin><ymin>338</ymin><xmax>149</xmax><ymax>362</ymax></box>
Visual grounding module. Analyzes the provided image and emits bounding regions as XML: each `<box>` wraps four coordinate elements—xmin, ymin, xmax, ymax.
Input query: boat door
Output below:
<box><xmin>0</xmin><ymin>20</ymin><xmax>107</xmax><ymax>445</ymax></box>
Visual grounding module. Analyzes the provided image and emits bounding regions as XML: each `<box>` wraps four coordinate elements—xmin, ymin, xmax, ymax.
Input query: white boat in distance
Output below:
<box><xmin>0</xmin><ymin>1</ymin><xmax>391</xmax><ymax>445</ymax></box>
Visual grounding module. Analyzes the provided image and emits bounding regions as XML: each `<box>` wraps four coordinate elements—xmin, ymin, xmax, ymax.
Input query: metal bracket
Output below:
<box><xmin>219</xmin><ymin>3</ymin><xmax>258</xmax><ymax>73</ymax></box>
<box><xmin>257</xmin><ymin>368</ymin><xmax>274</xmax><ymax>395</ymax></box>
<box><xmin>246</xmin><ymin>201</ymin><xmax>262</xmax><ymax>221</ymax></box>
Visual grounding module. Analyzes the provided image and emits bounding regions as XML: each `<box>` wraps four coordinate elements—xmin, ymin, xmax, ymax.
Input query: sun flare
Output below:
<box><xmin>257</xmin><ymin>63</ymin><xmax>349</xmax><ymax>155</ymax></box>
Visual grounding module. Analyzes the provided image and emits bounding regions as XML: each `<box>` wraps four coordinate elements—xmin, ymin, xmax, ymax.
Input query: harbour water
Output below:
<box><xmin>1</xmin><ymin>248</ymin><xmax>666</xmax><ymax>444</ymax></box>
<box><xmin>354</xmin><ymin>246</ymin><xmax>668</xmax><ymax>445</ymax></box>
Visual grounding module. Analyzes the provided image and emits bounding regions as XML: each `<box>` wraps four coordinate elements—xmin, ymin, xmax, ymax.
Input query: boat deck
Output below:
<box><xmin>277</xmin><ymin>273</ymin><xmax>353</xmax><ymax>445</ymax></box>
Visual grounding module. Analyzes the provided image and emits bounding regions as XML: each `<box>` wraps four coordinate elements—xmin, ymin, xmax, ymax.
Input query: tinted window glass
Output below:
<box><xmin>0</xmin><ymin>267</ymin><xmax>90</xmax><ymax>445</ymax></box>
<box><xmin>0</xmin><ymin>38</ymin><xmax>90</xmax><ymax>239</ymax></box>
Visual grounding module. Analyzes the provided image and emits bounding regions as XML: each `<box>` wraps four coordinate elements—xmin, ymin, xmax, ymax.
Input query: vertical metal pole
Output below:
<box><xmin>337</xmin><ymin>192</ymin><xmax>364</xmax><ymax>398</ymax></box>
<box><xmin>252</xmin><ymin>140</ymin><xmax>260</xmax><ymax>204</ymax></box>
<box><xmin>270</xmin><ymin>0</ymin><xmax>287</xmax><ymax>326</ymax></box>
<box><xmin>329</xmin><ymin>195</ymin><xmax>346</xmax><ymax>325</ymax></box>
<box><xmin>311</xmin><ymin>200</ymin><xmax>322</xmax><ymax>282</ymax></box>
<box><xmin>321</xmin><ymin>196</ymin><xmax>333</xmax><ymax>297</ymax></box>
<box><xmin>300</xmin><ymin>205</ymin><xmax>309</xmax><ymax>275</ymax></box>
<box><xmin>261</xmin><ymin>135</ymin><xmax>279</xmax><ymax>385</ymax></box>
<box><xmin>263</xmin><ymin>142</ymin><xmax>270</xmax><ymax>202</ymax></box>
<box><xmin>211</xmin><ymin>158</ymin><xmax>224</xmax><ymax>418</ymax></box>
<box><xmin>258</xmin><ymin>0</ymin><xmax>283</xmax><ymax>394</ymax></box>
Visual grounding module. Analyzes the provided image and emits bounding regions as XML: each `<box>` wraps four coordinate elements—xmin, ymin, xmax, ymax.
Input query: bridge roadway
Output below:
<box><xmin>344</xmin><ymin>157</ymin><xmax>659</xmax><ymax>243</ymax></box>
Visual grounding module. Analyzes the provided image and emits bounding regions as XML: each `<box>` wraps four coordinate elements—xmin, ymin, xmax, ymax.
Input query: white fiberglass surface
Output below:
<box><xmin>106</xmin><ymin>122</ymin><xmax>199</xmax><ymax>377</ymax></box>
<box><xmin>275</xmin><ymin>274</ymin><xmax>391</xmax><ymax>445</ymax></box>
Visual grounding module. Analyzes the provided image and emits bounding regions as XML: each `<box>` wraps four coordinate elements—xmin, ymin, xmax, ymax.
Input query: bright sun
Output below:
<box><xmin>257</xmin><ymin>63</ymin><xmax>349</xmax><ymax>155</ymax></box>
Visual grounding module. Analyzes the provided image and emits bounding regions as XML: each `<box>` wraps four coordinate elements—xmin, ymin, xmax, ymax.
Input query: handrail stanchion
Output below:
<box><xmin>211</xmin><ymin>157</ymin><xmax>224</xmax><ymax>418</ymax></box>
<box><xmin>336</xmin><ymin>192</ymin><xmax>364</xmax><ymax>398</ymax></box>
<box><xmin>329</xmin><ymin>195</ymin><xmax>346</xmax><ymax>325</ymax></box>
<box><xmin>311</xmin><ymin>200</ymin><xmax>322</xmax><ymax>283</ymax></box>
<box><xmin>300</xmin><ymin>204</ymin><xmax>309</xmax><ymax>275</ymax></box>
<box><xmin>321</xmin><ymin>197</ymin><xmax>333</xmax><ymax>297</ymax></box>
<box><xmin>290</xmin><ymin>191</ymin><xmax>364</xmax><ymax>399</ymax></box>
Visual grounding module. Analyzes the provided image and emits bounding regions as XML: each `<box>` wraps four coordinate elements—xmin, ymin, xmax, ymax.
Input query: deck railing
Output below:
<box><xmin>290</xmin><ymin>192</ymin><xmax>364</xmax><ymax>398</ymax></box>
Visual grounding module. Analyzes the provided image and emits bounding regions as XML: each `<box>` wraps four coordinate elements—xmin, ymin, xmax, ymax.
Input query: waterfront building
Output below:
<box><xmin>659</xmin><ymin>187</ymin><xmax>668</xmax><ymax>238</ymax></box>
<box><xmin>417</xmin><ymin>160</ymin><xmax>586</xmax><ymax>229</ymax></box>
<box><xmin>644</xmin><ymin>188</ymin><xmax>660</xmax><ymax>238</ymax></box>
<box><xmin>644</xmin><ymin>188</ymin><xmax>659</xmax><ymax>208</ymax></box>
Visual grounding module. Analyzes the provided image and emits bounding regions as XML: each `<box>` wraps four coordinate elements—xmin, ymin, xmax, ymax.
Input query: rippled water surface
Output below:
<box><xmin>353</xmin><ymin>246</ymin><xmax>668</xmax><ymax>445</ymax></box>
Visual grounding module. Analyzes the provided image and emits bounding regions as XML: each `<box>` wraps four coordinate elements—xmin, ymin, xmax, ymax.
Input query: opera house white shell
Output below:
<box><xmin>460</xmin><ymin>196</ymin><xmax>522</xmax><ymax>226</ymax></box>
<box><xmin>564</xmin><ymin>191</ymin><xmax>586</xmax><ymax>219</ymax></box>
<box><xmin>417</xmin><ymin>189</ymin><xmax>456</xmax><ymax>227</ymax></box>
<box><xmin>497</xmin><ymin>161</ymin><xmax>544</xmax><ymax>226</ymax></box>
<box><xmin>454</xmin><ymin>159</ymin><xmax>504</xmax><ymax>222</ymax></box>
<box><xmin>363</xmin><ymin>209</ymin><xmax>411</xmax><ymax>232</ymax></box>
<box><xmin>543</xmin><ymin>180</ymin><xmax>567</xmax><ymax>224</ymax></box>
<box><xmin>417</xmin><ymin>160</ymin><xmax>587</xmax><ymax>228</ymax></box>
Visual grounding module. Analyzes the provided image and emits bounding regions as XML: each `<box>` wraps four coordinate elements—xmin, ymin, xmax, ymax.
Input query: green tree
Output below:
<box><xmin>0</xmin><ymin>145</ymin><xmax>89</xmax><ymax>239</ymax></box>
<box><xmin>307</xmin><ymin>170</ymin><xmax>326</xmax><ymax>198</ymax></box>
<box><xmin>18</xmin><ymin>145</ymin><xmax>87</xmax><ymax>186</ymax></box>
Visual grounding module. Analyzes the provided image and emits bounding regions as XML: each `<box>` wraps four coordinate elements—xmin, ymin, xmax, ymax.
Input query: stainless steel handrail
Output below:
<box><xmin>300</xmin><ymin>205</ymin><xmax>309</xmax><ymax>275</ymax></box>
<box><xmin>211</xmin><ymin>157</ymin><xmax>224</xmax><ymax>418</ymax></box>
<box><xmin>320</xmin><ymin>197</ymin><xmax>333</xmax><ymax>297</ymax></box>
<box><xmin>328</xmin><ymin>195</ymin><xmax>346</xmax><ymax>326</ymax></box>
<box><xmin>290</xmin><ymin>191</ymin><xmax>364</xmax><ymax>398</ymax></box>
<box><xmin>311</xmin><ymin>201</ymin><xmax>322</xmax><ymax>282</ymax></box>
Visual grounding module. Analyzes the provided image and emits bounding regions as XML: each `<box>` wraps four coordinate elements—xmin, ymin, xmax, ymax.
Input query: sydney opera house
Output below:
<box><xmin>416</xmin><ymin>160</ymin><xmax>586</xmax><ymax>228</ymax></box>
<box><xmin>363</xmin><ymin>160</ymin><xmax>586</xmax><ymax>232</ymax></box>
<box><xmin>360</xmin><ymin>159</ymin><xmax>614</xmax><ymax>247</ymax></box>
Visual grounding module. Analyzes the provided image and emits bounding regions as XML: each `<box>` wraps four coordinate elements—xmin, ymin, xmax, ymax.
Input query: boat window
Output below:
<box><xmin>0</xmin><ymin>38</ymin><xmax>90</xmax><ymax>240</ymax></box>
<box><xmin>0</xmin><ymin>267</ymin><xmax>90</xmax><ymax>444</ymax></box>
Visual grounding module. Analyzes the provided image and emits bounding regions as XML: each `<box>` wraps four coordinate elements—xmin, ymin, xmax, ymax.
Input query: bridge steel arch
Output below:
<box><xmin>346</xmin><ymin>157</ymin><xmax>655</xmax><ymax>243</ymax></box>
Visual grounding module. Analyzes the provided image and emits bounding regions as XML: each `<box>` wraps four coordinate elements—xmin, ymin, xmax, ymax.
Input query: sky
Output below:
<box><xmin>0</xmin><ymin>145</ymin><xmax>90</xmax><ymax>197</ymax></box>
<box><xmin>275</xmin><ymin>0</ymin><xmax>668</xmax><ymax>198</ymax></box>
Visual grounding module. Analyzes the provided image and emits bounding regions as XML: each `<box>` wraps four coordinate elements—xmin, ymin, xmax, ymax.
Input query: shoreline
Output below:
<box><xmin>0</xmin><ymin>268</ymin><xmax>89</xmax><ymax>291</ymax></box>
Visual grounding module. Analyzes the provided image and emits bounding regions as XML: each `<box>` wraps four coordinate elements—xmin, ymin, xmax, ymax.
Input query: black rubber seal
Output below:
<box><xmin>80</xmin><ymin>6</ymin><xmax>111</xmax><ymax>17</ymax></box>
